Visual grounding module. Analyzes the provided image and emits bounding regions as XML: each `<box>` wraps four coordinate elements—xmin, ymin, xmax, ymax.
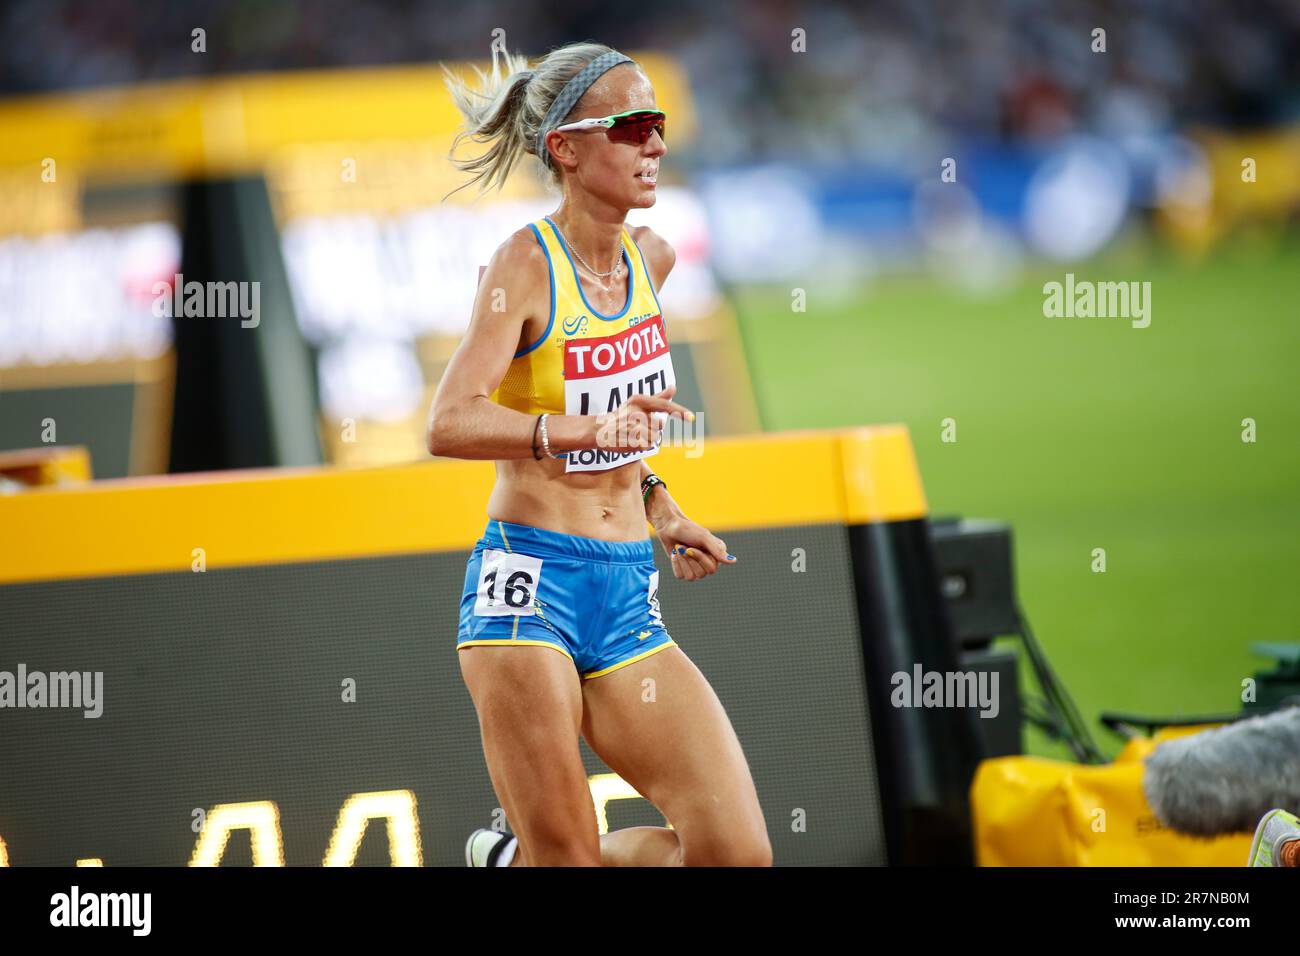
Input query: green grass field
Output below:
<box><xmin>733</xmin><ymin>236</ymin><xmax>1300</xmax><ymax>760</ymax></box>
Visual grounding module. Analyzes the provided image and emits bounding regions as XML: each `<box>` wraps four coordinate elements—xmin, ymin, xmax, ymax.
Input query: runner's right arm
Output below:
<box><xmin>426</xmin><ymin>230</ymin><xmax>594</xmax><ymax>460</ymax></box>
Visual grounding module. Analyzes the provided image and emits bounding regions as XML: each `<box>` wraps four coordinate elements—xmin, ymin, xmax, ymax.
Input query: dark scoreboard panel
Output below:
<box><xmin>0</xmin><ymin>384</ymin><xmax>136</xmax><ymax>480</ymax></box>
<box><xmin>0</xmin><ymin>524</ymin><xmax>887</xmax><ymax>866</ymax></box>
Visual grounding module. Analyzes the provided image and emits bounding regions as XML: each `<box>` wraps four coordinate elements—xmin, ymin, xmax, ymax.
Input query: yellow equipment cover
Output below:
<box><xmin>972</xmin><ymin>725</ymin><xmax>1252</xmax><ymax>866</ymax></box>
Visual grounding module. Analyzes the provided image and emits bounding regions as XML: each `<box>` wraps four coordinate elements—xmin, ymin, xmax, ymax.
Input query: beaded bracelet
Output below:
<box><xmin>641</xmin><ymin>474</ymin><xmax>667</xmax><ymax>502</ymax></box>
<box><xmin>539</xmin><ymin>413</ymin><xmax>563</xmax><ymax>460</ymax></box>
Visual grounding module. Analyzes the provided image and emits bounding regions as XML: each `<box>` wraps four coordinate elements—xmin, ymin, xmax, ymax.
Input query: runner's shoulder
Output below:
<box><xmin>489</xmin><ymin>225</ymin><xmax>550</xmax><ymax>280</ymax></box>
<box><xmin>629</xmin><ymin>225</ymin><xmax>676</xmax><ymax>284</ymax></box>
<box><xmin>478</xmin><ymin>227</ymin><xmax>551</xmax><ymax>319</ymax></box>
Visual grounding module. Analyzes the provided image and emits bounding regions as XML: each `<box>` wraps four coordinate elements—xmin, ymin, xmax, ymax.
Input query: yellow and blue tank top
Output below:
<box><xmin>491</xmin><ymin>216</ymin><xmax>676</xmax><ymax>473</ymax></box>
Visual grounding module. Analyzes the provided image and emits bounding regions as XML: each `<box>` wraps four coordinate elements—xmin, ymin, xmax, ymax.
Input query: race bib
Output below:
<box><xmin>563</xmin><ymin>314</ymin><xmax>675</xmax><ymax>473</ymax></box>
<box><xmin>474</xmin><ymin>549</ymin><xmax>542</xmax><ymax>617</ymax></box>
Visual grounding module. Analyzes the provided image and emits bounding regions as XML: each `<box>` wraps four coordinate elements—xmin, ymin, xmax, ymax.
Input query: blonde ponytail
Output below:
<box><xmin>443</xmin><ymin>41</ymin><xmax>627</xmax><ymax>198</ymax></box>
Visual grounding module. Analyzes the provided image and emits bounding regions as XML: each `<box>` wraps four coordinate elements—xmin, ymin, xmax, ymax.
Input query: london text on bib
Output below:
<box><xmin>563</xmin><ymin>314</ymin><xmax>675</xmax><ymax>473</ymax></box>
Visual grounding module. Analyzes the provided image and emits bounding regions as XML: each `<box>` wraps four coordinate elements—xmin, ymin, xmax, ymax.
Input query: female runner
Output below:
<box><xmin>430</xmin><ymin>41</ymin><xmax>771</xmax><ymax>867</ymax></box>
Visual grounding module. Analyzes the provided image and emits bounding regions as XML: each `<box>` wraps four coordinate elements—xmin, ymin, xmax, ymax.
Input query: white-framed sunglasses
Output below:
<box><xmin>553</xmin><ymin>108</ymin><xmax>667</xmax><ymax>146</ymax></box>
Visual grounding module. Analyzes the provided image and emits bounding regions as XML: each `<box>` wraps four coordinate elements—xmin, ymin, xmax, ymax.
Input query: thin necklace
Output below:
<box><xmin>551</xmin><ymin>219</ymin><xmax>624</xmax><ymax>279</ymax></box>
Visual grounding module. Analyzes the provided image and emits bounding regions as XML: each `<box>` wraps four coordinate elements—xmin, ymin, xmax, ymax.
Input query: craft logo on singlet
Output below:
<box><xmin>563</xmin><ymin>313</ymin><xmax>675</xmax><ymax>473</ymax></box>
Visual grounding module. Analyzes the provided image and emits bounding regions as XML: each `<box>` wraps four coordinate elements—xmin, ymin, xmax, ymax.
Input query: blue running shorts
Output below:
<box><xmin>457</xmin><ymin>519</ymin><xmax>677</xmax><ymax>679</ymax></box>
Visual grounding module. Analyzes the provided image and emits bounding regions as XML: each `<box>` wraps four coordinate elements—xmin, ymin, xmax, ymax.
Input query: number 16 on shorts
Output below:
<box><xmin>475</xmin><ymin>549</ymin><xmax>543</xmax><ymax>616</ymax></box>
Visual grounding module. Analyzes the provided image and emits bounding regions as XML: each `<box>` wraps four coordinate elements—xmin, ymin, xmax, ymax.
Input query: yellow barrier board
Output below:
<box><xmin>0</xmin><ymin>426</ymin><xmax>928</xmax><ymax>585</ymax></box>
<box><xmin>0</xmin><ymin>53</ymin><xmax>695</xmax><ymax>184</ymax></box>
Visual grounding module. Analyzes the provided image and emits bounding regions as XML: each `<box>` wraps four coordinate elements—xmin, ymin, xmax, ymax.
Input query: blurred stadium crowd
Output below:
<box><xmin>2</xmin><ymin>0</ymin><xmax>1298</xmax><ymax>408</ymax></box>
<box><xmin>3</xmin><ymin>0</ymin><xmax>1298</xmax><ymax>171</ymax></box>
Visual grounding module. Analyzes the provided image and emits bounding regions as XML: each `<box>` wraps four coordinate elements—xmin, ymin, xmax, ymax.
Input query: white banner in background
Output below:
<box><xmin>0</xmin><ymin>224</ymin><xmax>177</xmax><ymax>368</ymax></box>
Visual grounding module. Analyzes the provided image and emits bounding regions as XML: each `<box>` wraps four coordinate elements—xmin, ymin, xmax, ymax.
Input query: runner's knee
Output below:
<box><xmin>680</xmin><ymin>825</ymin><xmax>772</xmax><ymax>867</ymax></box>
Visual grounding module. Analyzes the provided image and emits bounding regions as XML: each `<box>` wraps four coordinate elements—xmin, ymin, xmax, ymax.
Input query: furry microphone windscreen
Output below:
<box><xmin>1143</xmin><ymin>707</ymin><xmax>1300</xmax><ymax>836</ymax></box>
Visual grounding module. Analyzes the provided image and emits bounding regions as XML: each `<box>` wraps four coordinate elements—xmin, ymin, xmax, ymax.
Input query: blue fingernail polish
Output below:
<box><xmin>726</xmin><ymin>553</ymin><xmax>736</xmax><ymax>560</ymax></box>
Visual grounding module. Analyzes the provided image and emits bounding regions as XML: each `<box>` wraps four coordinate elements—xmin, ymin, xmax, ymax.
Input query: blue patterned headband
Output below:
<box><xmin>534</xmin><ymin>50</ymin><xmax>634</xmax><ymax>170</ymax></box>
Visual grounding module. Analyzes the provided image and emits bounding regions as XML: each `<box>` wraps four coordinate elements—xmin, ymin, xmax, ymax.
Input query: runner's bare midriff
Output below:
<box><xmin>486</xmin><ymin>456</ymin><xmax>649</xmax><ymax>542</ymax></box>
